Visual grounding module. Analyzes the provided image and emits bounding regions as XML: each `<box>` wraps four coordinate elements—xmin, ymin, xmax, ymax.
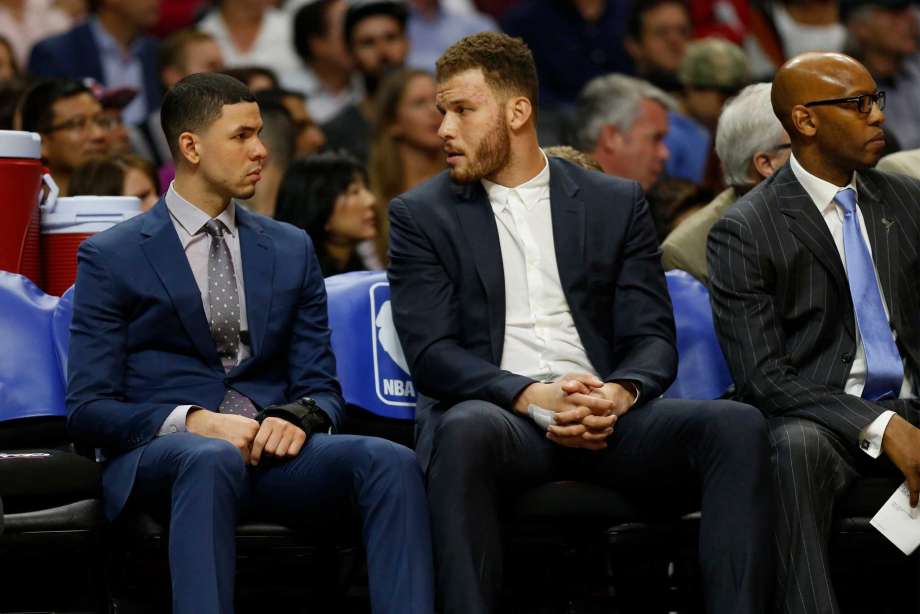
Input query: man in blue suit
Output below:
<box><xmin>66</xmin><ymin>72</ymin><xmax>434</xmax><ymax>614</ymax></box>
<box><xmin>28</xmin><ymin>0</ymin><xmax>161</xmax><ymax>126</ymax></box>
<box><xmin>388</xmin><ymin>33</ymin><xmax>771</xmax><ymax>614</ymax></box>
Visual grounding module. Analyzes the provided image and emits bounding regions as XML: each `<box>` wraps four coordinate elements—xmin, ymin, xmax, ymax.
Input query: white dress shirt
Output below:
<box><xmin>157</xmin><ymin>183</ymin><xmax>252</xmax><ymax>435</ymax></box>
<box><xmin>789</xmin><ymin>154</ymin><xmax>912</xmax><ymax>457</ymax></box>
<box><xmin>198</xmin><ymin>9</ymin><xmax>301</xmax><ymax>78</ymax></box>
<box><xmin>481</xmin><ymin>153</ymin><xmax>597</xmax><ymax>382</ymax></box>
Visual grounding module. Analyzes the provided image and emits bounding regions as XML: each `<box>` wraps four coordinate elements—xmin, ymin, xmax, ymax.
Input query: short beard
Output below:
<box><xmin>449</xmin><ymin>111</ymin><xmax>511</xmax><ymax>184</ymax></box>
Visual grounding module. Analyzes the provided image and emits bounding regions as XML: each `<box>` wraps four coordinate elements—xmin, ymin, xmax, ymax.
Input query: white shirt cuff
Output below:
<box><xmin>858</xmin><ymin>410</ymin><xmax>895</xmax><ymax>458</ymax></box>
<box><xmin>156</xmin><ymin>405</ymin><xmax>195</xmax><ymax>436</ymax></box>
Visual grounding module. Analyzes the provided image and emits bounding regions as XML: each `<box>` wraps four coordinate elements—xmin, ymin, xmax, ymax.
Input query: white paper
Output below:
<box><xmin>870</xmin><ymin>481</ymin><xmax>920</xmax><ymax>555</ymax></box>
<box><xmin>527</xmin><ymin>404</ymin><xmax>556</xmax><ymax>431</ymax></box>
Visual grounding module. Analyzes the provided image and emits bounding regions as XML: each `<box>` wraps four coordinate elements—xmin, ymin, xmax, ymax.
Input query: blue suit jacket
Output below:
<box><xmin>66</xmin><ymin>199</ymin><xmax>345</xmax><ymax>519</ymax></box>
<box><xmin>387</xmin><ymin>157</ymin><xmax>678</xmax><ymax>470</ymax></box>
<box><xmin>28</xmin><ymin>21</ymin><xmax>161</xmax><ymax>116</ymax></box>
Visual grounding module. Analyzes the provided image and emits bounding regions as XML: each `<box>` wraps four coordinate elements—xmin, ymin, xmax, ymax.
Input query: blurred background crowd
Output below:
<box><xmin>11</xmin><ymin>0</ymin><xmax>920</xmax><ymax>277</ymax></box>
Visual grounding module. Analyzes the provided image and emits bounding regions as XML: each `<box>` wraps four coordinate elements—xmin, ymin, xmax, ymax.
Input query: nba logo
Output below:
<box><xmin>370</xmin><ymin>282</ymin><xmax>416</xmax><ymax>407</ymax></box>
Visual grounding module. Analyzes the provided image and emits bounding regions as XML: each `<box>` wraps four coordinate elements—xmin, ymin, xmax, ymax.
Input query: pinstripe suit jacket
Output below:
<box><xmin>707</xmin><ymin>163</ymin><xmax>920</xmax><ymax>445</ymax></box>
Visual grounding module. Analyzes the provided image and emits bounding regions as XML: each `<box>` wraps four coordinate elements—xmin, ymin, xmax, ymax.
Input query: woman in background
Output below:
<box><xmin>274</xmin><ymin>152</ymin><xmax>378</xmax><ymax>277</ymax></box>
<box><xmin>368</xmin><ymin>68</ymin><xmax>443</xmax><ymax>264</ymax></box>
<box><xmin>68</xmin><ymin>154</ymin><xmax>160</xmax><ymax>211</ymax></box>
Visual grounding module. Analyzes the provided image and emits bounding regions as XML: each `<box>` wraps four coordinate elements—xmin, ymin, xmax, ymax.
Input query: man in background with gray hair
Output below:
<box><xmin>573</xmin><ymin>73</ymin><xmax>673</xmax><ymax>191</ymax></box>
<box><xmin>662</xmin><ymin>83</ymin><xmax>790</xmax><ymax>282</ymax></box>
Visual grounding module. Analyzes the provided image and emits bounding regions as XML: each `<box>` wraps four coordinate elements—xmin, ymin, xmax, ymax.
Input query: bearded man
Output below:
<box><xmin>386</xmin><ymin>32</ymin><xmax>773</xmax><ymax>614</ymax></box>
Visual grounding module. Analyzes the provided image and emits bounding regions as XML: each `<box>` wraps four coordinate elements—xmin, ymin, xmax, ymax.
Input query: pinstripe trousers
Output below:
<box><xmin>770</xmin><ymin>407</ymin><xmax>920</xmax><ymax>614</ymax></box>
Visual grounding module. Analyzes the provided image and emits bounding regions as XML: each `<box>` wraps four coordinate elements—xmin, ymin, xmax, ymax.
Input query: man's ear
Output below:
<box><xmin>598</xmin><ymin>123</ymin><xmax>622</xmax><ymax>153</ymax></box>
<box><xmin>178</xmin><ymin>131</ymin><xmax>200</xmax><ymax>165</ymax></box>
<box><xmin>506</xmin><ymin>95</ymin><xmax>532</xmax><ymax>131</ymax></box>
<box><xmin>791</xmin><ymin>105</ymin><xmax>817</xmax><ymax>138</ymax></box>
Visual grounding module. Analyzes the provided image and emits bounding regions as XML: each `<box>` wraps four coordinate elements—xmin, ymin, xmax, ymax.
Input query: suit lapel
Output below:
<box><xmin>857</xmin><ymin>173</ymin><xmax>899</xmax><ymax>324</ymax></box>
<box><xmin>777</xmin><ymin>168</ymin><xmax>855</xmax><ymax>339</ymax></box>
<box><xmin>548</xmin><ymin>159</ymin><xmax>586</xmax><ymax>299</ymax></box>
<box><xmin>140</xmin><ymin>200</ymin><xmax>221</xmax><ymax>368</ymax></box>
<box><xmin>236</xmin><ymin>206</ymin><xmax>274</xmax><ymax>360</ymax></box>
<box><xmin>453</xmin><ymin>181</ymin><xmax>505</xmax><ymax>364</ymax></box>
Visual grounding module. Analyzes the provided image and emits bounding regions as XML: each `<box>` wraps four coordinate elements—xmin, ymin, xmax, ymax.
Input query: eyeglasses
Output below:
<box><xmin>45</xmin><ymin>114</ymin><xmax>120</xmax><ymax>134</ymax></box>
<box><xmin>803</xmin><ymin>91</ymin><xmax>886</xmax><ymax>114</ymax></box>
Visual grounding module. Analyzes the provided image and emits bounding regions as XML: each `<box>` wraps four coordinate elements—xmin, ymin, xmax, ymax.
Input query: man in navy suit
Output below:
<box><xmin>388</xmin><ymin>32</ymin><xmax>772</xmax><ymax>614</ymax></box>
<box><xmin>66</xmin><ymin>72</ymin><xmax>433</xmax><ymax>614</ymax></box>
<box><xmin>28</xmin><ymin>0</ymin><xmax>161</xmax><ymax>126</ymax></box>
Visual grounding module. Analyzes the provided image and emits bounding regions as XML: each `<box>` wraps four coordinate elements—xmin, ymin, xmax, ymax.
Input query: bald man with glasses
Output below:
<box><xmin>708</xmin><ymin>52</ymin><xmax>920</xmax><ymax>614</ymax></box>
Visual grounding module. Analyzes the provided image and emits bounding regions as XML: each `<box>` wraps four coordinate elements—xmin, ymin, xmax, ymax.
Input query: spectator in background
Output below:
<box><xmin>95</xmin><ymin>85</ymin><xmax>137</xmax><ymax>155</ymax></box>
<box><xmin>645</xmin><ymin>178</ymin><xmax>712</xmax><ymax>241</ymax></box>
<box><xmin>0</xmin><ymin>35</ymin><xmax>19</xmax><ymax>82</ymax></box>
<box><xmin>28</xmin><ymin>0</ymin><xmax>161</xmax><ymax>127</ymax></box>
<box><xmin>288</xmin><ymin>0</ymin><xmax>362</xmax><ymax>124</ymax></box>
<box><xmin>274</xmin><ymin>152</ymin><xmax>378</xmax><ymax>277</ymax></box>
<box><xmin>501</xmin><ymin>0</ymin><xmax>633</xmax><ymax>109</ymax></box>
<box><xmin>69</xmin><ymin>153</ymin><xmax>160</xmax><ymax>210</ymax></box>
<box><xmin>323</xmin><ymin>0</ymin><xmax>410</xmax><ymax>164</ymax></box>
<box><xmin>745</xmin><ymin>0</ymin><xmax>846</xmax><ymax>80</ymax></box>
<box><xmin>369</xmin><ymin>69</ymin><xmax>442</xmax><ymax>262</ymax></box>
<box><xmin>573</xmin><ymin>73</ymin><xmax>672</xmax><ymax>191</ymax></box>
<box><xmin>19</xmin><ymin>80</ymin><xmax>108</xmax><ymax>194</ymax></box>
<box><xmin>543</xmin><ymin>144</ymin><xmax>604</xmax><ymax>171</ymax></box>
<box><xmin>197</xmin><ymin>0</ymin><xmax>300</xmax><ymax>77</ymax></box>
<box><xmin>256</xmin><ymin>87</ymin><xmax>327</xmax><ymax>159</ymax></box>
<box><xmin>221</xmin><ymin>66</ymin><xmax>278</xmax><ymax>92</ymax></box>
<box><xmin>662</xmin><ymin>83</ymin><xmax>790</xmax><ymax>282</ymax></box>
<box><xmin>0</xmin><ymin>0</ymin><xmax>70</xmax><ymax>69</ymax></box>
<box><xmin>247</xmin><ymin>93</ymin><xmax>296</xmax><ymax>217</ymax></box>
<box><xmin>624</xmin><ymin>0</ymin><xmax>693</xmax><ymax>93</ymax></box>
<box><xmin>0</xmin><ymin>79</ymin><xmax>25</xmax><ymax>128</ymax></box>
<box><xmin>406</xmin><ymin>0</ymin><xmax>496</xmax><ymax>71</ymax></box>
<box><xmin>844</xmin><ymin>0</ymin><xmax>920</xmax><ymax>149</ymax></box>
<box><xmin>667</xmin><ymin>36</ymin><xmax>749</xmax><ymax>188</ymax></box>
<box><xmin>877</xmin><ymin>146</ymin><xmax>920</xmax><ymax>178</ymax></box>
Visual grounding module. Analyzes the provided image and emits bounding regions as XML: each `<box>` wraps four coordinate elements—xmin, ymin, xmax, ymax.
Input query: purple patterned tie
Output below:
<box><xmin>204</xmin><ymin>219</ymin><xmax>257</xmax><ymax>417</ymax></box>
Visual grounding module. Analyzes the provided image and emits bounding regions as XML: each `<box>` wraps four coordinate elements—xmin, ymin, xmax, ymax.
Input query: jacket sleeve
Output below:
<box><xmin>601</xmin><ymin>184</ymin><xmax>678</xmax><ymax>399</ymax></box>
<box><xmin>387</xmin><ymin>197</ymin><xmax>535</xmax><ymax>409</ymax></box>
<box><xmin>707</xmin><ymin>210</ymin><xmax>895</xmax><ymax>444</ymax></box>
<box><xmin>66</xmin><ymin>241</ymin><xmax>177</xmax><ymax>455</ymax></box>
<box><xmin>285</xmin><ymin>230</ymin><xmax>345</xmax><ymax>431</ymax></box>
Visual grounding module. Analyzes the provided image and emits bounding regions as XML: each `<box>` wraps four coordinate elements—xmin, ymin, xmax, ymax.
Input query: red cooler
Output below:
<box><xmin>41</xmin><ymin>196</ymin><xmax>142</xmax><ymax>296</ymax></box>
<box><xmin>0</xmin><ymin>130</ymin><xmax>56</xmax><ymax>286</ymax></box>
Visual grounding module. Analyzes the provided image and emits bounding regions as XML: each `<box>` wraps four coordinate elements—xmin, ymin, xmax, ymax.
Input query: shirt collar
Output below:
<box><xmin>165</xmin><ymin>182</ymin><xmax>237</xmax><ymax>239</ymax></box>
<box><xmin>90</xmin><ymin>17</ymin><xmax>142</xmax><ymax>57</ymax></box>
<box><xmin>481</xmin><ymin>150</ymin><xmax>550</xmax><ymax>212</ymax></box>
<box><xmin>789</xmin><ymin>152</ymin><xmax>858</xmax><ymax>215</ymax></box>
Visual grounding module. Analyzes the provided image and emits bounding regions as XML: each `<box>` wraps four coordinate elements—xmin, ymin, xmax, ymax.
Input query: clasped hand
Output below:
<box><xmin>514</xmin><ymin>373</ymin><xmax>637</xmax><ymax>451</ymax></box>
<box><xmin>187</xmin><ymin>410</ymin><xmax>307</xmax><ymax>466</ymax></box>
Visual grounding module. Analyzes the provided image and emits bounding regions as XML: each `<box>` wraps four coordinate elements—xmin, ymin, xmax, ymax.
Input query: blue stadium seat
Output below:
<box><xmin>662</xmin><ymin>270</ymin><xmax>733</xmax><ymax>400</ymax></box>
<box><xmin>0</xmin><ymin>273</ymin><xmax>104</xmax><ymax>612</ymax></box>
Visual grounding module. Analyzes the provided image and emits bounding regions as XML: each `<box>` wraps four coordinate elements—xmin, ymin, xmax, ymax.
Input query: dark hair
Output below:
<box><xmin>645</xmin><ymin>178</ymin><xmax>712</xmax><ymax>242</ymax></box>
<box><xmin>627</xmin><ymin>0</ymin><xmax>689</xmax><ymax>40</ymax></box>
<box><xmin>69</xmin><ymin>154</ymin><xmax>161</xmax><ymax>197</ymax></box>
<box><xmin>0</xmin><ymin>78</ymin><xmax>25</xmax><ymax>129</ymax></box>
<box><xmin>254</xmin><ymin>87</ymin><xmax>305</xmax><ymax>108</ymax></box>
<box><xmin>161</xmin><ymin>72</ymin><xmax>256</xmax><ymax>159</ymax></box>
<box><xmin>157</xmin><ymin>29</ymin><xmax>215</xmax><ymax>75</ymax></box>
<box><xmin>436</xmin><ymin>32</ymin><xmax>538</xmax><ymax>109</ymax></box>
<box><xmin>274</xmin><ymin>152</ymin><xmax>367</xmax><ymax>272</ymax></box>
<box><xmin>344</xmin><ymin>0</ymin><xmax>408</xmax><ymax>47</ymax></box>
<box><xmin>0</xmin><ymin>35</ymin><xmax>19</xmax><ymax>80</ymax></box>
<box><xmin>252</xmin><ymin>92</ymin><xmax>296</xmax><ymax>169</ymax></box>
<box><xmin>19</xmin><ymin>79</ymin><xmax>93</xmax><ymax>133</ymax></box>
<box><xmin>220</xmin><ymin>66</ymin><xmax>279</xmax><ymax>91</ymax></box>
<box><xmin>294</xmin><ymin>0</ymin><xmax>337</xmax><ymax>63</ymax></box>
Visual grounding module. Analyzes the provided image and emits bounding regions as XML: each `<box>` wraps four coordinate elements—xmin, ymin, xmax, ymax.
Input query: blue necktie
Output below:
<box><xmin>835</xmin><ymin>187</ymin><xmax>903</xmax><ymax>400</ymax></box>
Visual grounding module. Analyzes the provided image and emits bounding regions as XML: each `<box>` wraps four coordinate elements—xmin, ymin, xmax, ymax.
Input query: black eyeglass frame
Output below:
<box><xmin>803</xmin><ymin>91</ymin><xmax>886</xmax><ymax>114</ymax></box>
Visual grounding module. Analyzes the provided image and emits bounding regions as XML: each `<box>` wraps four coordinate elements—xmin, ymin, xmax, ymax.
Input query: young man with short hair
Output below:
<box><xmin>67</xmin><ymin>72</ymin><xmax>434</xmax><ymax>614</ymax></box>
<box><xmin>388</xmin><ymin>32</ymin><xmax>772</xmax><ymax>614</ymax></box>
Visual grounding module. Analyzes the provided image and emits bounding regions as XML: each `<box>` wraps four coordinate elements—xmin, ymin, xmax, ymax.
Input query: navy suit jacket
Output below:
<box><xmin>66</xmin><ymin>199</ymin><xmax>345</xmax><ymax>519</ymax></box>
<box><xmin>28</xmin><ymin>21</ymin><xmax>161</xmax><ymax>117</ymax></box>
<box><xmin>387</xmin><ymin>157</ymin><xmax>677</xmax><ymax>469</ymax></box>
